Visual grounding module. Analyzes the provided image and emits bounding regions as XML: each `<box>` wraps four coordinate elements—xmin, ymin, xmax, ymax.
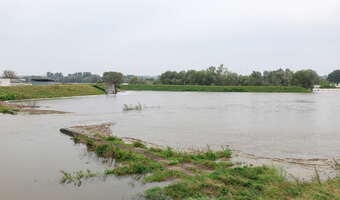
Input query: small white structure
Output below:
<box><xmin>0</xmin><ymin>78</ymin><xmax>11</xmax><ymax>86</ymax></box>
<box><xmin>0</xmin><ymin>78</ymin><xmax>31</xmax><ymax>86</ymax></box>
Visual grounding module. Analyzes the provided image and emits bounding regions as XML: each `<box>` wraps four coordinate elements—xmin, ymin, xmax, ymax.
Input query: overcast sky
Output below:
<box><xmin>0</xmin><ymin>0</ymin><xmax>339</xmax><ymax>76</ymax></box>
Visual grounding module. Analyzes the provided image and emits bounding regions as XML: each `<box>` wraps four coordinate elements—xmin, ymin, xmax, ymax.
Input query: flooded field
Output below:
<box><xmin>1</xmin><ymin>90</ymin><xmax>340</xmax><ymax>199</ymax></box>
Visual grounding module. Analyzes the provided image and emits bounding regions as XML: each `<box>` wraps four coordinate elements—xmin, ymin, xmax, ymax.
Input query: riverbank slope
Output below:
<box><xmin>0</xmin><ymin>84</ymin><xmax>105</xmax><ymax>101</ymax></box>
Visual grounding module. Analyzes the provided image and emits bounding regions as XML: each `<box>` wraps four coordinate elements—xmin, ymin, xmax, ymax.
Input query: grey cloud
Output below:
<box><xmin>0</xmin><ymin>0</ymin><xmax>339</xmax><ymax>76</ymax></box>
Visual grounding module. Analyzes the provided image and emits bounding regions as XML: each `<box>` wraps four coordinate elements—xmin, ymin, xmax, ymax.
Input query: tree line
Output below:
<box><xmin>46</xmin><ymin>72</ymin><xmax>101</xmax><ymax>83</ymax></box>
<box><xmin>2</xmin><ymin>67</ymin><xmax>340</xmax><ymax>89</ymax></box>
<box><xmin>159</xmin><ymin>65</ymin><xmax>325</xmax><ymax>89</ymax></box>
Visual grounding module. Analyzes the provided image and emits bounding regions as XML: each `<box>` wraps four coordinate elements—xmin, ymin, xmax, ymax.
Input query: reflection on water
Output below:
<box><xmin>1</xmin><ymin>90</ymin><xmax>340</xmax><ymax>199</ymax></box>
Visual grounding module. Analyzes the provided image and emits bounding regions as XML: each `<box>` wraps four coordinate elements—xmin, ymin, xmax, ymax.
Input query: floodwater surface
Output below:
<box><xmin>1</xmin><ymin>90</ymin><xmax>340</xmax><ymax>199</ymax></box>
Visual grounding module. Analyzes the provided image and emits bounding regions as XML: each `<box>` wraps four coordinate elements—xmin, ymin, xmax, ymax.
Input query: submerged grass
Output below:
<box><xmin>0</xmin><ymin>102</ymin><xmax>18</xmax><ymax>114</ymax></box>
<box><xmin>0</xmin><ymin>105</ymin><xmax>16</xmax><ymax>114</ymax></box>
<box><xmin>60</xmin><ymin>170</ymin><xmax>96</xmax><ymax>187</ymax></box>
<box><xmin>123</xmin><ymin>103</ymin><xmax>143</xmax><ymax>111</ymax></box>
<box><xmin>62</xmin><ymin>133</ymin><xmax>340</xmax><ymax>200</ymax></box>
<box><xmin>0</xmin><ymin>84</ymin><xmax>104</xmax><ymax>100</ymax></box>
<box><xmin>121</xmin><ymin>84</ymin><xmax>311</xmax><ymax>93</ymax></box>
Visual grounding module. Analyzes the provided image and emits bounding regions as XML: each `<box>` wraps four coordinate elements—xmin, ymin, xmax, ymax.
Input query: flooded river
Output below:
<box><xmin>1</xmin><ymin>90</ymin><xmax>340</xmax><ymax>199</ymax></box>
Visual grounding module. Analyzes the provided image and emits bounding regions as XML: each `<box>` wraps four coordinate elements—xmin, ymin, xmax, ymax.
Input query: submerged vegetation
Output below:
<box><xmin>123</xmin><ymin>103</ymin><xmax>143</xmax><ymax>111</ymax></box>
<box><xmin>60</xmin><ymin>170</ymin><xmax>97</xmax><ymax>187</ymax></box>
<box><xmin>0</xmin><ymin>102</ymin><xmax>18</xmax><ymax>114</ymax></box>
<box><xmin>121</xmin><ymin>84</ymin><xmax>310</xmax><ymax>93</ymax></box>
<box><xmin>60</xmin><ymin>129</ymin><xmax>340</xmax><ymax>200</ymax></box>
<box><xmin>0</xmin><ymin>84</ymin><xmax>104</xmax><ymax>100</ymax></box>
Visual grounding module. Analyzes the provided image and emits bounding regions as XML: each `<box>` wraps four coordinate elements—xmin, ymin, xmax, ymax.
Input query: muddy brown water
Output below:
<box><xmin>1</xmin><ymin>90</ymin><xmax>340</xmax><ymax>199</ymax></box>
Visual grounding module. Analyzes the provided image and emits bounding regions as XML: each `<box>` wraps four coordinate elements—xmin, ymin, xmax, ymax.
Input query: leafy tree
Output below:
<box><xmin>2</xmin><ymin>70</ymin><xmax>17</xmax><ymax>79</ymax></box>
<box><xmin>292</xmin><ymin>69</ymin><xmax>319</xmax><ymax>89</ymax></box>
<box><xmin>247</xmin><ymin>71</ymin><xmax>263</xmax><ymax>85</ymax></box>
<box><xmin>158</xmin><ymin>66</ymin><xmax>321</xmax><ymax>88</ymax></box>
<box><xmin>263</xmin><ymin>68</ymin><xmax>293</xmax><ymax>86</ymax></box>
<box><xmin>102</xmin><ymin>71</ymin><xmax>123</xmax><ymax>94</ymax></box>
<box><xmin>327</xmin><ymin>70</ymin><xmax>340</xmax><ymax>85</ymax></box>
<box><xmin>128</xmin><ymin>76</ymin><xmax>146</xmax><ymax>85</ymax></box>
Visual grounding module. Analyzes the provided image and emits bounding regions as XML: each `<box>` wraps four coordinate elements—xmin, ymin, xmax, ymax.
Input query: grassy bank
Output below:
<box><xmin>61</xmin><ymin>129</ymin><xmax>340</xmax><ymax>200</ymax></box>
<box><xmin>120</xmin><ymin>84</ymin><xmax>311</xmax><ymax>93</ymax></box>
<box><xmin>0</xmin><ymin>84</ymin><xmax>105</xmax><ymax>101</ymax></box>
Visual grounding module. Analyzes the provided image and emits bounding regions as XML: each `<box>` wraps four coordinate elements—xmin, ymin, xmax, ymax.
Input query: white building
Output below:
<box><xmin>0</xmin><ymin>78</ymin><xmax>31</xmax><ymax>86</ymax></box>
<box><xmin>0</xmin><ymin>78</ymin><xmax>11</xmax><ymax>86</ymax></box>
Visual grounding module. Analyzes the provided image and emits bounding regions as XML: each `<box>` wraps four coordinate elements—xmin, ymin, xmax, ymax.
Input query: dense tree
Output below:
<box><xmin>102</xmin><ymin>71</ymin><xmax>123</xmax><ymax>94</ymax></box>
<box><xmin>2</xmin><ymin>70</ymin><xmax>17</xmax><ymax>79</ymax></box>
<box><xmin>327</xmin><ymin>70</ymin><xmax>340</xmax><ymax>85</ymax></box>
<box><xmin>263</xmin><ymin>69</ymin><xmax>293</xmax><ymax>86</ymax></box>
<box><xmin>159</xmin><ymin>66</ymin><xmax>320</xmax><ymax>89</ymax></box>
<box><xmin>247</xmin><ymin>71</ymin><xmax>263</xmax><ymax>85</ymax></box>
<box><xmin>292</xmin><ymin>69</ymin><xmax>319</xmax><ymax>89</ymax></box>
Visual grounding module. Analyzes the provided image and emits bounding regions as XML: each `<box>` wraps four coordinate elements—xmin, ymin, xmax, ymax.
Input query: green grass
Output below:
<box><xmin>62</xmin><ymin>134</ymin><xmax>340</xmax><ymax>200</ymax></box>
<box><xmin>0</xmin><ymin>84</ymin><xmax>105</xmax><ymax>100</ymax></box>
<box><xmin>144</xmin><ymin>167</ymin><xmax>340</xmax><ymax>200</ymax></box>
<box><xmin>121</xmin><ymin>84</ymin><xmax>311</xmax><ymax>93</ymax></box>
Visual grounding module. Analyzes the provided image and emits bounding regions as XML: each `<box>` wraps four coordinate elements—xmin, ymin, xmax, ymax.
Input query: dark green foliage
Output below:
<box><xmin>95</xmin><ymin>144</ymin><xmax>113</xmax><ymax>157</ymax></box>
<box><xmin>144</xmin><ymin>170</ymin><xmax>186</xmax><ymax>182</ymax></box>
<box><xmin>133</xmin><ymin>141</ymin><xmax>146</xmax><ymax>149</ymax></box>
<box><xmin>145</xmin><ymin>166</ymin><xmax>283</xmax><ymax>199</ymax></box>
<box><xmin>106</xmin><ymin>158</ymin><xmax>162</xmax><ymax>176</ymax></box>
<box><xmin>327</xmin><ymin>70</ymin><xmax>340</xmax><ymax>85</ymax></box>
<box><xmin>144</xmin><ymin>187</ymin><xmax>171</xmax><ymax>200</ymax></box>
<box><xmin>158</xmin><ymin>66</ymin><xmax>317</xmax><ymax>89</ymax></box>
<box><xmin>105</xmin><ymin>136</ymin><xmax>122</xmax><ymax>143</ymax></box>
<box><xmin>102</xmin><ymin>71</ymin><xmax>123</xmax><ymax>94</ymax></box>
<box><xmin>0</xmin><ymin>94</ymin><xmax>16</xmax><ymax>101</ymax></box>
<box><xmin>292</xmin><ymin>70</ymin><xmax>320</xmax><ymax>89</ymax></box>
<box><xmin>121</xmin><ymin>84</ymin><xmax>310</xmax><ymax>93</ymax></box>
